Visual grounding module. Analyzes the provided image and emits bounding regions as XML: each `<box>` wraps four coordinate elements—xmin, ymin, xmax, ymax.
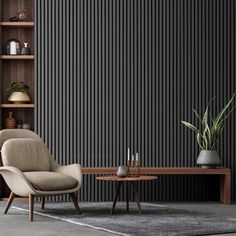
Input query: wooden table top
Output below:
<box><xmin>83</xmin><ymin>167</ymin><xmax>230</xmax><ymax>175</ymax></box>
<box><xmin>96</xmin><ymin>175</ymin><xmax>158</xmax><ymax>182</ymax></box>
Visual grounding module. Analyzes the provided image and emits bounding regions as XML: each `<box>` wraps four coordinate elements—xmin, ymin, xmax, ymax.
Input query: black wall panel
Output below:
<box><xmin>36</xmin><ymin>0</ymin><xmax>236</xmax><ymax>201</ymax></box>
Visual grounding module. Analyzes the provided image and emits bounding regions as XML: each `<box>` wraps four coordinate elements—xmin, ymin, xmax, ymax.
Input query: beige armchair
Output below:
<box><xmin>0</xmin><ymin>129</ymin><xmax>82</xmax><ymax>221</ymax></box>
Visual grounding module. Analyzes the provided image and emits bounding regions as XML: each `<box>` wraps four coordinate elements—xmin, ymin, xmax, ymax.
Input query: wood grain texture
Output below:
<box><xmin>0</xmin><ymin>104</ymin><xmax>34</xmax><ymax>108</ymax></box>
<box><xmin>29</xmin><ymin>194</ymin><xmax>34</xmax><ymax>221</ymax></box>
<box><xmin>0</xmin><ymin>22</ymin><xmax>34</xmax><ymax>27</ymax></box>
<box><xmin>96</xmin><ymin>175</ymin><xmax>158</xmax><ymax>181</ymax></box>
<box><xmin>83</xmin><ymin>167</ymin><xmax>230</xmax><ymax>175</ymax></box>
<box><xmin>0</xmin><ymin>56</ymin><xmax>34</xmax><ymax>59</ymax></box>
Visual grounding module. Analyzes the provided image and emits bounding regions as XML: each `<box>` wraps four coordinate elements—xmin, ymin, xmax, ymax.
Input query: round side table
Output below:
<box><xmin>96</xmin><ymin>175</ymin><xmax>158</xmax><ymax>214</ymax></box>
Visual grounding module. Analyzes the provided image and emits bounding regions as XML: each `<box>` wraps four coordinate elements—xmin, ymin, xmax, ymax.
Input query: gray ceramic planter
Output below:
<box><xmin>197</xmin><ymin>150</ymin><xmax>220</xmax><ymax>168</ymax></box>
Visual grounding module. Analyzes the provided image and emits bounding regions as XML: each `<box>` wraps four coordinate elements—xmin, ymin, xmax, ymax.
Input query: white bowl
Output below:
<box><xmin>8</xmin><ymin>92</ymin><xmax>30</xmax><ymax>104</ymax></box>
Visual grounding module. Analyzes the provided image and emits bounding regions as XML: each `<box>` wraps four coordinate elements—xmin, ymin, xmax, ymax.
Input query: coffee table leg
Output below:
<box><xmin>111</xmin><ymin>182</ymin><xmax>122</xmax><ymax>214</ymax></box>
<box><xmin>131</xmin><ymin>182</ymin><xmax>141</xmax><ymax>214</ymax></box>
<box><xmin>126</xmin><ymin>182</ymin><xmax>129</xmax><ymax>212</ymax></box>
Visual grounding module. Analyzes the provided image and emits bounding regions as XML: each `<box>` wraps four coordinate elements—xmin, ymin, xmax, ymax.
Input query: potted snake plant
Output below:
<box><xmin>7</xmin><ymin>81</ymin><xmax>30</xmax><ymax>104</ymax></box>
<box><xmin>181</xmin><ymin>94</ymin><xmax>235</xmax><ymax>168</ymax></box>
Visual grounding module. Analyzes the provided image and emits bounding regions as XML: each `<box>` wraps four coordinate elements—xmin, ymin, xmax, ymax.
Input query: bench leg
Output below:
<box><xmin>220</xmin><ymin>174</ymin><xmax>231</xmax><ymax>204</ymax></box>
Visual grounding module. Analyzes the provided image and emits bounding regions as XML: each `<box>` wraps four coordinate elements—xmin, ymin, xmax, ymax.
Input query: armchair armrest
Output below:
<box><xmin>55</xmin><ymin>164</ymin><xmax>82</xmax><ymax>188</ymax></box>
<box><xmin>0</xmin><ymin>166</ymin><xmax>36</xmax><ymax>196</ymax></box>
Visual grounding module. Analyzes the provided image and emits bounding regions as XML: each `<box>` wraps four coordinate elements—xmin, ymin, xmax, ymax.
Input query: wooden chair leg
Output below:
<box><xmin>70</xmin><ymin>192</ymin><xmax>81</xmax><ymax>215</ymax></box>
<box><xmin>29</xmin><ymin>194</ymin><xmax>34</xmax><ymax>221</ymax></box>
<box><xmin>41</xmin><ymin>196</ymin><xmax>45</xmax><ymax>209</ymax></box>
<box><xmin>4</xmin><ymin>191</ymin><xmax>16</xmax><ymax>214</ymax></box>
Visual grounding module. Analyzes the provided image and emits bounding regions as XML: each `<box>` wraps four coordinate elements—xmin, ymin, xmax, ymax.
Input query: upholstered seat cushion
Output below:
<box><xmin>23</xmin><ymin>171</ymin><xmax>78</xmax><ymax>191</ymax></box>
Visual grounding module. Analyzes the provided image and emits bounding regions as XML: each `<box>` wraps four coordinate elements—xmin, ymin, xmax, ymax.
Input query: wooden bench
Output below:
<box><xmin>82</xmin><ymin>167</ymin><xmax>231</xmax><ymax>205</ymax></box>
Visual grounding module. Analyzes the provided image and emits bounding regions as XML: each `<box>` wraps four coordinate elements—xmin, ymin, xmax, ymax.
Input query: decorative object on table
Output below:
<box><xmin>4</xmin><ymin>112</ymin><xmax>16</xmax><ymax>129</ymax></box>
<box><xmin>5</xmin><ymin>39</ymin><xmax>21</xmax><ymax>55</ymax></box>
<box><xmin>116</xmin><ymin>166</ymin><xmax>127</xmax><ymax>177</ymax></box>
<box><xmin>127</xmin><ymin>148</ymin><xmax>141</xmax><ymax>176</ymax></box>
<box><xmin>16</xmin><ymin>119</ymin><xmax>23</xmax><ymax>129</ymax></box>
<box><xmin>197</xmin><ymin>150</ymin><xmax>220</xmax><ymax>168</ymax></box>
<box><xmin>9</xmin><ymin>10</ymin><xmax>29</xmax><ymax>22</ymax></box>
<box><xmin>181</xmin><ymin>94</ymin><xmax>235</xmax><ymax>168</ymax></box>
<box><xmin>7</xmin><ymin>81</ymin><xmax>30</xmax><ymax>104</ymax></box>
<box><xmin>22</xmin><ymin>123</ymin><xmax>31</xmax><ymax>130</ymax></box>
<box><xmin>21</xmin><ymin>43</ymin><xmax>31</xmax><ymax>55</ymax></box>
<box><xmin>135</xmin><ymin>153</ymin><xmax>140</xmax><ymax>177</ymax></box>
<box><xmin>127</xmin><ymin>148</ymin><xmax>131</xmax><ymax>176</ymax></box>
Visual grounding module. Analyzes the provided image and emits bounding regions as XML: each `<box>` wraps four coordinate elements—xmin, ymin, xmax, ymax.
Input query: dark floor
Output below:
<box><xmin>0</xmin><ymin>200</ymin><xmax>236</xmax><ymax>236</ymax></box>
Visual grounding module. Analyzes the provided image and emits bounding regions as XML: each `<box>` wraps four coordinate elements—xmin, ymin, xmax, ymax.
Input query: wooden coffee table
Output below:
<box><xmin>96</xmin><ymin>175</ymin><xmax>158</xmax><ymax>214</ymax></box>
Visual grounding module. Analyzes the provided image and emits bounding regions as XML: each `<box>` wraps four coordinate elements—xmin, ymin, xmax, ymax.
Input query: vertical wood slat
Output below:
<box><xmin>36</xmin><ymin>0</ymin><xmax>236</xmax><ymax>202</ymax></box>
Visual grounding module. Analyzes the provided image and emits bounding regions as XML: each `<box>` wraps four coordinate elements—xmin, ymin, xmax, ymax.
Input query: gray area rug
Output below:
<box><xmin>13</xmin><ymin>202</ymin><xmax>236</xmax><ymax>236</ymax></box>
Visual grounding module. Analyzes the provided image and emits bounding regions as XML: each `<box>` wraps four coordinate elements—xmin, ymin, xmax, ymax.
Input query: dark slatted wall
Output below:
<box><xmin>35</xmin><ymin>0</ymin><xmax>236</xmax><ymax>201</ymax></box>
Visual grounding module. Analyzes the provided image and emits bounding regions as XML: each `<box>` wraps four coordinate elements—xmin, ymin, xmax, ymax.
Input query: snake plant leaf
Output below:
<box><xmin>202</xmin><ymin>106</ymin><xmax>209</xmax><ymax>125</ymax></box>
<box><xmin>196</xmin><ymin>133</ymin><xmax>204</xmax><ymax>150</ymax></box>
<box><xmin>193</xmin><ymin>109</ymin><xmax>203</xmax><ymax>123</ymax></box>
<box><xmin>202</xmin><ymin>126</ymin><xmax>210</xmax><ymax>149</ymax></box>
<box><xmin>181</xmin><ymin>121</ymin><xmax>200</xmax><ymax>133</ymax></box>
<box><xmin>214</xmin><ymin>94</ymin><xmax>235</xmax><ymax>126</ymax></box>
<box><xmin>217</xmin><ymin>107</ymin><xmax>235</xmax><ymax>127</ymax></box>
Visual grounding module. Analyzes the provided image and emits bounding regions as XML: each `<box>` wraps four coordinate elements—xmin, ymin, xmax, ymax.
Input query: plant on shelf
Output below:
<box><xmin>7</xmin><ymin>81</ymin><xmax>30</xmax><ymax>104</ymax></box>
<box><xmin>181</xmin><ymin>94</ymin><xmax>235</xmax><ymax>168</ymax></box>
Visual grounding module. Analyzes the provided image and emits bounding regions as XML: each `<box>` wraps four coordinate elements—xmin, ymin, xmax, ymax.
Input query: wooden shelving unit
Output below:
<box><xmin>0</xmin><ymin>0</ymin><xmax>35</xmax><ymax>127</ymax></box>
<box><xmin>0</xmin><ymin>0</ymin><xmax>35</xmax><ymax>199</ymax></box>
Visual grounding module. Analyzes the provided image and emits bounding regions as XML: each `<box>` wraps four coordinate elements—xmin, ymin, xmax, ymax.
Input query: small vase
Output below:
<box><xmin>22</xmin><ymin>123</ymin><xmax>31</xmax><ymax>130</ymax></box>
<box><xmin>21</xmin><ymin>43</ymin><xmax>31</xmax><ymax>55</ymax></box>
<box><xmin>116</xmin><ymin>166</ymin><xmax>127</xmax><ymax>177</ymax></box>
<box><xmin>197</xmin><ymin>150</ymin><xmax>220</xmax><ymax>168</ymax></box>
<box><xmin>5</xmin><ymin>112</ymin><xmax>16</xmax><ymax>129</ymax></box>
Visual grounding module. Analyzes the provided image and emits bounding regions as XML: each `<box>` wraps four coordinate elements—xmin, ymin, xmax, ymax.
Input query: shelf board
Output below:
<box><xmin>0</xmin><ymin>22</ymin><xmax>34</xmax><ymax>27</ymax></box>
<box><xmin>0</xmin><ymin>55</ymin><xmax>34</xmax><ymax>60</ymax></box>
<box><xmin>0</xmin><ymin>104</ymin><xmax>34</xmax><ymax>108</ymax></box>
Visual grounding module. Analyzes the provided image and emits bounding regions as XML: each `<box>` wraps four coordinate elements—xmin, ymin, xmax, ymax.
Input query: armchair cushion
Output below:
<box><xmin>23</xmin><ymin>171</ymin><xmax>78</xmax><ymax>191</ymax></box>
<box><xmin>1</xmin><ymin>139</ymin><xmax>52</xmax><ymax>171</ymax></box>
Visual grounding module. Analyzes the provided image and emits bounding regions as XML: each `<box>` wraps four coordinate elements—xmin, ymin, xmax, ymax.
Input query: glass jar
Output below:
<box><xmin>5</xmin><ymin>39</ymin><xmax>21</xmax><ymax>55</ymax></box>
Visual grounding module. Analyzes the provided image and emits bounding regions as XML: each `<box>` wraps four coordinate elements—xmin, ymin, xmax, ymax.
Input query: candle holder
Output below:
<box><xmin>126</xmin><ymin>151</ymin><xmax>140</xmax><ymax>177</ymax></box>
<box><xmin>135</xmin><ymin>159</ymin><xmax>140</xmax><ymax>177</ymax></box>
<box><xmin>127</xmin><ymin>159</ymin><xmax>131</xmax><ymax>177</ymax></box>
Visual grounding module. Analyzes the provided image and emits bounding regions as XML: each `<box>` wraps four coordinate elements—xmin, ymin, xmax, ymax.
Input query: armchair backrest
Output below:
<box><xmin>0</xmin><ymin>129</ymin><xmax>42</xmax><ymax>166</ymax></box>
<box><xmin>1</xmin><ymin>139</ymin><xmax>52</xmax><ymax>171</ymax></box>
